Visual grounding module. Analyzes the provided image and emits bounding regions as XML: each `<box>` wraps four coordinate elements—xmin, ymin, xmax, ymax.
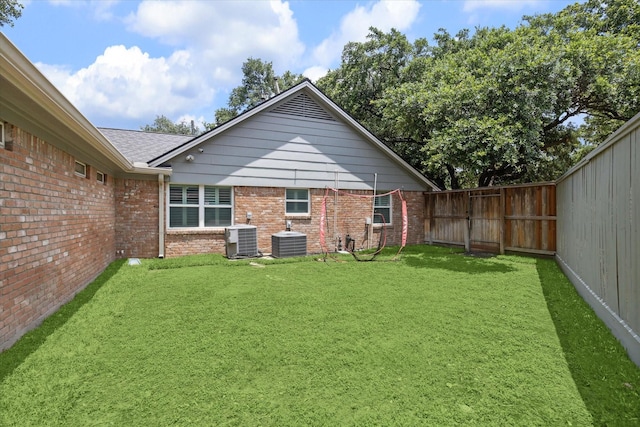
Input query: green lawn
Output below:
<box><xmin>1</xmin><ymin>246</ymin><xmax>639</xmax><ymax>426</ymax></box>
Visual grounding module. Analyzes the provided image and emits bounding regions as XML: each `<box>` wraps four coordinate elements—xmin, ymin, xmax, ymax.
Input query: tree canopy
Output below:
<box><xmin>318</xmin><ymin>0</ymin><xmax>640</xmax><ymax>189</ymax></box>
<box><xmin>0</xmin><ymin>0</ymin><xmax>23</xmax><ymax>27</ymax></box>
<box><xmin>141</xmin><ymin>115</ymin><xmax>199</xmax><ymax>135</ymax></box>
<box><xmin>211</xmin><ymin>58</ymin><xmax>305</xmax><ymax>127</ymax></box>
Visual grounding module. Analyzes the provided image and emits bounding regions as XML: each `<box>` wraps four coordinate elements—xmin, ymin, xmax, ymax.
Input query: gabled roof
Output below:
<box><xmin>148</xmin><ymin>80</ymin><xmax>440</xmax><ymax>191</ymax></box>
<box><xmin>99</xmin><ymin>128</ymin><xmax>193</xmax><ymax>164</ymax></box>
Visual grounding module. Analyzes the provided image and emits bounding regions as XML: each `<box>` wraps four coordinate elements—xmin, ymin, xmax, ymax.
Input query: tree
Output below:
<box><xmin>317</xmin><ymin>28</ymin><xmax>427</xmax><ymax>143</ymax></box>
<box><xmin>0</xmin><ymin>0</ymin><xmax>23</xmax><ymax>27</ymax></box>
<box><xmin>524</xmin><ymin>0</ymin><xmax>640</xmax><ymax>146</ymax></box>
<box><xmin>141</xmin><ymin>115</ymin><xmax>199</xmax><ymax>135</ymax></box>
<box><xmin>378</xmin><ymin>25</ymin><xmax>587</xmax><ymax>188</ymax></box>
<box><xmin>210</xmin><ymin>58</ymin><xmax>304</xmax><ymax>127</ymax></box>
<box><xmin>322</xmin><ymin>0</ymin><xmax>639</xmax><ymax>189</ymax></box>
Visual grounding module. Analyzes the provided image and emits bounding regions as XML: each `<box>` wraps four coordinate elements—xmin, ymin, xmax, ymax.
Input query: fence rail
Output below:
<box><xmin>424</xmin><ymin>183</ymin><xmax>556</xmax><ymax>255</ymax></box>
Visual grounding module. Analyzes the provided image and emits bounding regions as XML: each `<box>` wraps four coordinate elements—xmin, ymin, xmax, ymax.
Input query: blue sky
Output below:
<box><xmin>4</xmin><ymin>0</ymin><xmax>576</xmax><ymax>130</ymax></box>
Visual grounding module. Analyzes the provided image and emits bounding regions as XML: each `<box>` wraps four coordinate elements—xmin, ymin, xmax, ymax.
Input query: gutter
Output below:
<box><xmin>132</xmin><ymin>162</ymin><xmax>172</xmax><ymax>176</ymax></box>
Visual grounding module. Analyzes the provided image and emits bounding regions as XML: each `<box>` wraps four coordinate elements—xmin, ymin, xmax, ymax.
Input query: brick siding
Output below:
<box><xmin>165</xmin><ymin>230</ymin><xmax>226</xmax><ymax>257</ymax></box>
<box><xmin>0</xmin><ymin>123</ymin><xmax>116</xmax><ymax>351</ymax></box>
<box><xmin>115</xmin><ymin>178</ymin><xmax>159</xmax><ymax>258</ymax></box>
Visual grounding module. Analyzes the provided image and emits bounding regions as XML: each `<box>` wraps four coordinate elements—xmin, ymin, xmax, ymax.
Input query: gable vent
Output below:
<box><xmin>271</xmin><ymin>93</ymin><xmax>336</xmax><ymax>121</ymax></box>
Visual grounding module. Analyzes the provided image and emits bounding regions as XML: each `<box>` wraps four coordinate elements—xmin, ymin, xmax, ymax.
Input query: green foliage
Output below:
<box><xmin>0</xmin><ymin>0</ymin><xmax>22</xmax><ymax>27</ymax></box>
<box><xmin>317</xmin><ymin>28</ymin><xmax>426</xmax><ymax>145</ymax></box>
<box><xmin>2</xmin><ymin>246</ymin><xmax>639</xmax><ymax>425</ymax></box>
<box><xmin>140</xmin><ymin>114</ymin><xmax>199</xmax><ymax>135</ymax></box>
<box><xmin>320</xmin><ymin>0</ymin><xmax>640</xmax><ymax>189</ymax></box>
<box><xmin>210</xmin><ymin>58</ymin><xmax>305</xmax><ymax>128</ymax></box>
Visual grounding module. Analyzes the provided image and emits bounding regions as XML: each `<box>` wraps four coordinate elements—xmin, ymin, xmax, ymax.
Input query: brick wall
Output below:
<box><xmin>165</xmin><ymin>230</ymin><xmax>226</xmax><ymax>257</ymax></box>
<box><xmin>114</xmin><ymin>178</ymin><xmax>159</xmax><ymax>258</ymax></box>
<box><xmin>0</xmin><ymin>123</ymin><xmax>116</xmax><ymax>351</ymax></box>
<box><xmin>164</xmin><ymin>186</ymin><xmax>426</xmax><ymax>257</ymax></box>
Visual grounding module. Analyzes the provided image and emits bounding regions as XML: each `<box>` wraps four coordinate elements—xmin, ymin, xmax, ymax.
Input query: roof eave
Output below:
<box><xmin>0</xmin><ymin>33</ymin><xmax>135</xmax><ymax>174</ymax></box>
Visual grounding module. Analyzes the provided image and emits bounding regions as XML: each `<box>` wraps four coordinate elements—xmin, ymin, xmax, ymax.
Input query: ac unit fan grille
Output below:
<box><xmin>237</xmin><ymin>228</ymin><xmax>258</xmax><ymax>256</ymax></box>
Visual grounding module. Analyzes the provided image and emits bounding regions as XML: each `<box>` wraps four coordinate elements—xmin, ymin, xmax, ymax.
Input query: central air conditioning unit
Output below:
<box><xmin>271</xmin><ymin>231</ymin><xmax>307</xmax><ymax>258</ymax></box>
<box><xmin>225</xmin><ymin>225</ymin><xmax>259</xmax><ymax>258</ymax></box>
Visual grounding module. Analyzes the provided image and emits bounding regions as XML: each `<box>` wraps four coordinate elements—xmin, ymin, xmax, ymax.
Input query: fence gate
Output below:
<box><xmin>469</xmin><ymin>191</ymin><xmax>501</xmax><ymax>253</ymax></box>
<box><xmin>425</xmin><ymin>183</ymin><xmax>556</xmax><ymax>255</ymax></box>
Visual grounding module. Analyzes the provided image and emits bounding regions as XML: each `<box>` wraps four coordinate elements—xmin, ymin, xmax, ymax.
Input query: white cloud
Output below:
<box><xmin>37</xmin><ymin>45</ymin><xmax>215</xmax><ymax>122</ymax></box>
<box><xmin>36</xmin><ymin>0</ymin><xmax>308</xmax><ymax>127</ymax></box>
<box><xmin>311</xmin><ymin>0</ymin><xmax>421</xmax><ymax>68</ymax></box>
<box><xmin>302</xmin><ymin>66</ymin><xmax>329</xmax><ymax>82</ymax></box>
<box><xmin>126</xmin><ymin>0</ymin><xmax>305</xmax><ymax>80</ymax></box>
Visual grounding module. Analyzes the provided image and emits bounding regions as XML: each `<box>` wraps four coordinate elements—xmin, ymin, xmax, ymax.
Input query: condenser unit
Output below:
<box><xmin>271</xmin><ymin>231</ymin><xmax>307</xmax><ymax>258</ymax></box>
<box><xmin>225</xmin><ymin>225</ymin><xmax>259</xmax><ymax>258</ymax></box>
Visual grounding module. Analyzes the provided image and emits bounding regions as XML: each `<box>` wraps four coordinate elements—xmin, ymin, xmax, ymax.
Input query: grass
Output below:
<box><xmin>0</xmin><ymin>245</ymin><xmax>638</xmax><ymax>426</ymax></box>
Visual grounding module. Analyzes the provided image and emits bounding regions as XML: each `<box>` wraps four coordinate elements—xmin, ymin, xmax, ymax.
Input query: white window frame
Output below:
<box><xmin>0</xmin><ymin>122</ymin><xmax>4</xmax><ymax>149</ymax></box>
<box><xmin>96</xmin><ymin>171</ymin><xmax>106</xmax><ymax>184</ymax></box>
<box><xmin>374</xmin><ymin>192</ymin><xmax>393</xmax><ymax>225</ymax></box>
<box><xmin>285</xmin><ymin>188</ymin><xmax>310</xmax><ymax>216</ymax></box>
<box><xmin>74</xmin><ymin>160</ymin><xmax>87</xmax><ymax>178</ymax></box>
<box><xmin>168</xmin><ymin>184</ymin><xmax>233</xmax><ymax>229</ymax></box>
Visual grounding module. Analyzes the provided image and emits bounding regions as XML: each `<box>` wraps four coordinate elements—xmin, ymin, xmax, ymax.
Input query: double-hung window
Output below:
<box><xmin>204</xmin><ymin>186</ymin><xmax>232</xmax><ymax>227</ymax></box>
<box><xmin>285</xmin><ymin>189</ymin><xmax>310</xmax><ymax>215</ymax></box>
<box><xmin>169</xmin><ymin>185</ymin><xmax>232</xmax><ymax>228</ymax></box>
<box><xmin>374</xmin><ymin>193</ymin><xmax>392</xmax><ymax>225</ymax></box>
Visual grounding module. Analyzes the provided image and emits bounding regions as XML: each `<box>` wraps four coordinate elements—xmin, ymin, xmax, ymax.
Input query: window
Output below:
<box><xmin>204</xmin><ymin>186</ymin><xmax>232</xmax><ymax>227</ymax></box>
<box><xmin>285</xmin><ymin>189</ymin><xmax>309</xmax><ymax>215</ymax></box>
<box><xmin>169</xmin><ymin>185</ymin><xmax>232</xmax><ymax>228</ymax></box>
<box><xmin>374</xmin><ymin>193</ymin><xmax>392</xmax><ymax>224</ymax></box>
<box><xmin>74</xmin><ymin>161</ymin><xmax>87</xmax><ymax>177</ymax></box>
<box><xmin>96</xmin><ymin>171</ymin><xmax>106</xmax><ymax>184</ymax></box>
<box><xmin>1</xmin><ymin>121</ymin><xmax>13</xmax><ymax>151</ymax></box>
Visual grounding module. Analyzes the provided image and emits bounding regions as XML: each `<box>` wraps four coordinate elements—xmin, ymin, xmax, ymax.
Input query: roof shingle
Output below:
<box><xmin>98</xmin><ymin>128</ymin><xmax>193</xmax><ymax>164</ymax></box>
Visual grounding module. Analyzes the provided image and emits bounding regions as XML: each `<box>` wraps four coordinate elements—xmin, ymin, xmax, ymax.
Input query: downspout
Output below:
<box><xmin>370</xmin><ymin>173</ymin><xmax>377</xmax><ymax>249</ymax></box>
<box><xmin>158</xmin><ymin>174</ymin><xmax>165</xmax><ymax>258</ymax></box>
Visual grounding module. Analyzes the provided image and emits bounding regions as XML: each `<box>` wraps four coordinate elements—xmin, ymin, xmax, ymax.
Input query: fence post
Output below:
<box><xmin>464</xmin><ymin>191</ymin><xmax>471</xmax><ymax>253</ymax></box>
<box><xmin>428</xmin><ymin>193</ymin><xmax>435</xmax><ymax>245</ymax></box>
<box><xmin>499</xmin><ymin>187</ymin><xmax>505</xmax><ymax>254</ymax></box>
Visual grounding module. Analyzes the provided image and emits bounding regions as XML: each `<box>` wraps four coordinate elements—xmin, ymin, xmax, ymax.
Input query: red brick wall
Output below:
<box><xmin>0</xmin><ymin>123</ymin><xmax>116</xmax><ymax>351</ymax></box>
<box><xmin>165</xmin><ymin>230</ymin><xmax>226</xmax><ymax>257</ymax></box>
<box><xmin>164</xmin><ymin>186</ymin><xmax>426</xmax><ymax>257</ymax></box>
<box><xmin>114</xmin><ymin>178</ymin><xmax>159</xmax><ymax>258</ymax></box>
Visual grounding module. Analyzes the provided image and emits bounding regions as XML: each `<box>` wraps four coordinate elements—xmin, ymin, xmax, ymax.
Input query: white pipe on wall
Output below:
<box><xmin>158</xmin><ymin>174</ymin><xmax>165</xmax><ymax>258</ymax></box>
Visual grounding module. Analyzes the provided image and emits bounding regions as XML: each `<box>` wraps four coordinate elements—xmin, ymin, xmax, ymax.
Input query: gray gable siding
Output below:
<box><xmin>167</xmin><ymin>110</ymin><xmax>428</xmax><ymax>191</ymax></box>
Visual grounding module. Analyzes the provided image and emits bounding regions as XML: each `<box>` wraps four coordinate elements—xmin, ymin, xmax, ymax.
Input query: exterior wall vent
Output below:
<box><xmin>271</xmin><ymin>93</ymin><xmax>336</xmax><ymax>121</ymax></box>
<box><xmin>272</xmin><ymin>231</ymin><xmax>307</xmax><ymax>258</ymax></box>
<box><xmin>225</xmin><ymin>225</ymin><xmax>259</xmax><ymax>258</ymax></box>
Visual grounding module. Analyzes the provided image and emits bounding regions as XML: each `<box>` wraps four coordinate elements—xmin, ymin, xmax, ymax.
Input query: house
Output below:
<box><xmin>120</xmin><ymin>80</ymin><xmax>438</xmax><ymax>258</ymax></box>
<box><xmin>0</xmin><ymin>33</ymin><xmax>437</xmax><ymax>351</ymax></box>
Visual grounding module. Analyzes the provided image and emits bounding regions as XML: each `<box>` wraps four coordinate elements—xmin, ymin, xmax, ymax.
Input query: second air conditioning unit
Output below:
<box><xmin>225</xmin><ymin>225</ymin><xmax>259</xmax><ymax>258</ymax></box>
<box><xmin>271</xmin><ymin>231</ymin><xmax>307</xmax><ymax>258</ymax></box>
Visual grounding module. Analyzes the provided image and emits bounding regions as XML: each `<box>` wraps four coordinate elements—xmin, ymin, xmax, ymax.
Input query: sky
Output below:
<box><xmin>3</xmin><ymin>0</ymin><xmax>577</xmax><ymax>131</ymax></box>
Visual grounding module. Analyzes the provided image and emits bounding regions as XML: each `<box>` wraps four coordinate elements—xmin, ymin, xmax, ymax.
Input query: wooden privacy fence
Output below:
<box><xmin>424</xmin><ymin>183</ymin><xmax>556</xmax><ymax>255</ymax></box>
